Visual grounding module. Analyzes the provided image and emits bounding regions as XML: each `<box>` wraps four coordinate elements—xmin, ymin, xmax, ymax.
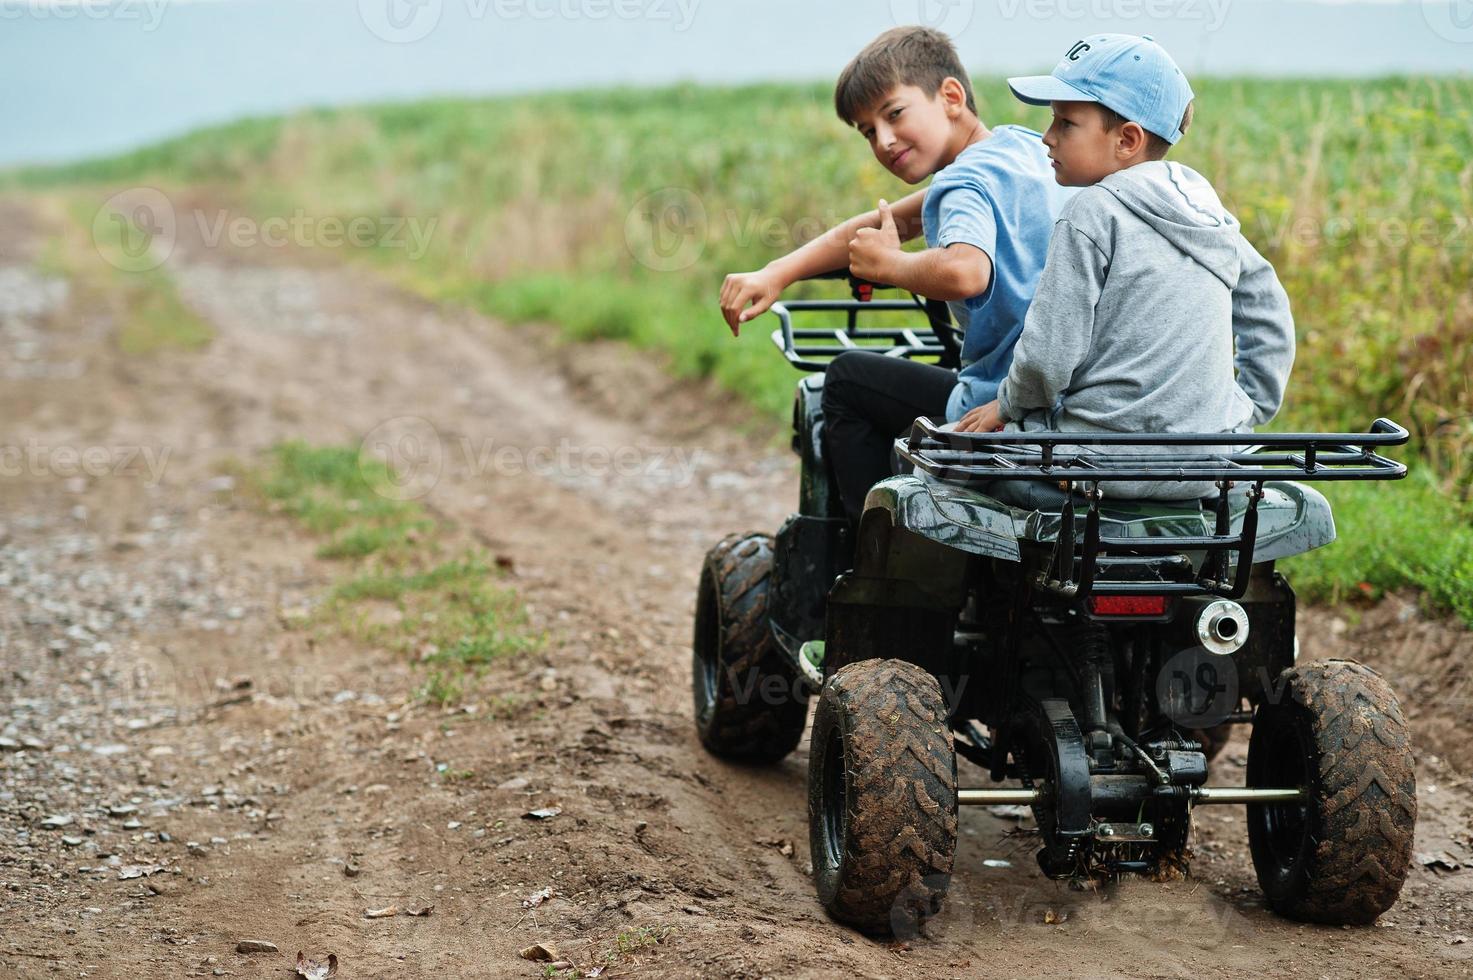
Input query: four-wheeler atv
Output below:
<box><xmin>692</xmin><ymin>273</ymin><xmax>1417</xmax><ymax>936</ymax></box>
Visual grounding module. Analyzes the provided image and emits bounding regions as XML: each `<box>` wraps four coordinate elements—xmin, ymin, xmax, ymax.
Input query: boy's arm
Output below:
<box><xmin>996</xmin><ymin>221</ymin><xmax>1107</xmax><ymax>422</ymax></box>
<box><xmin>1231</xmin><ymin>238</ymin><xmax>1296</xmax><ymax>427</ymax></box>
<box><xmin>854</xmin><ymin>178</ymin><xmax>995</xmax><ymax>302</ymax></box>
<box><xmin>853</xmin><ymin>237</ymin><xmax>992</xmax><ymax>302</ymax></box>
<box><xmin>719</xmin><ymin>189</ymin><xmax>927</xmax><ymax>335</ymax></box>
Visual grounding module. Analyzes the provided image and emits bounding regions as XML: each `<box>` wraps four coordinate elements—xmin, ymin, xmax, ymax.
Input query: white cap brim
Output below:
<box><xmin>1007</xmin><ymin>75</ymin><xmax>1097</xmax><ymax>106</ymax></box>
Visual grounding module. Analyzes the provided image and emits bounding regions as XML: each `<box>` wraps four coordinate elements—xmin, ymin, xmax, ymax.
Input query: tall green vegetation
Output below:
<box><xmin>14</xmin><ymin>77</ymin><xmax>1472</xmax><ymax>618</ymax></box>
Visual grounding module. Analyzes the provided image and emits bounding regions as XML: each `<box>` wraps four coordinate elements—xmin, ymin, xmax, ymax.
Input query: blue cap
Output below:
<box><xmin>1008</xmin><ymin>35</ymin><xmax>1195</xmax><ymax>144</ymax></box>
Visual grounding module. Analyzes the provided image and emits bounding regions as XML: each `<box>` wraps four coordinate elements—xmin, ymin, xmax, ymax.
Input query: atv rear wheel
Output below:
<box><xmin>1247</xmin><ymin>659</ymin><xmax>1416</xmax><ymax>925</ymax></box>
<box><xmin>692</xmin><ymin>533</ymin><xmax>808</xmax><ymax>762</ymax></box>
<box><xmin>808</xmin><ymin>659</ymin><xmax>957</xmax><ymax>936</ymax></box>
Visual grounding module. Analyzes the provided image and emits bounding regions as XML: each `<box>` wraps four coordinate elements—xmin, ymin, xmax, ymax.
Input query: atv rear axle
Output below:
<box><xmin>957</xmin><ymin>786</ymin><xmax>1306</xmax><ymax>806</ymax></box>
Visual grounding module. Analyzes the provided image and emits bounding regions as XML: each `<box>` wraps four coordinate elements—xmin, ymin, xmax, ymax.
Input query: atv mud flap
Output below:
<box><xmin>769</xmin><ymin>513</ymin><xmax>849</xmax><ymax>659</ymax></box>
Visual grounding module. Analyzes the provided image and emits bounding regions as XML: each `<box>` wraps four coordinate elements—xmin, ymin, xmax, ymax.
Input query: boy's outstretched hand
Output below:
<box><xmin>955</xmin><ymin>400</ymin><xmax>1005</xmax><ymax>433</ymax></box>
<box><xmin>720</xmin><ymin>268</ymin><xmax>784</xmax><ymax>337</ymax></box>
<box><xmin>848</xmin><ymin>199</ymin><xmax>902</xmax><ymax>284</ymax></box>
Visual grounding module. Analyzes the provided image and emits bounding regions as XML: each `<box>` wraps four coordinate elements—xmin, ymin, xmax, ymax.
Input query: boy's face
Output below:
<box><xmin>1042</xmin><ymin>101</ymin><xmax>1135</xmax><ymax>186</ymax></box>
<box><xmin>853</xmin><ymin>82</ymin><xmax>963</xmax><ymax>185</ymax></box>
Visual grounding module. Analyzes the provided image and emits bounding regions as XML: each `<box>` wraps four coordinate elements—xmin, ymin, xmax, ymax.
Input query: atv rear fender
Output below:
<box><xmin>859</xmin><ymin>474</ymin><xmax>1337</xmax><ymax>565</ymax></box>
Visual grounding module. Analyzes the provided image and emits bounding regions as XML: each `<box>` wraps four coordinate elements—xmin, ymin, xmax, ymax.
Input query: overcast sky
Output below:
<box><xmin>3</xmin><ymin>0</ymin><xmax>1470</xmax><ymax>167</ymax></box>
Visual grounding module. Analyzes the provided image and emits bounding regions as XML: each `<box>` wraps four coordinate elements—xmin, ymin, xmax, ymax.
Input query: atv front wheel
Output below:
<box><xmin>692</xmin><ymin>533</ymin><xmax>808</xmax><ymax>762</ymax></box>
<box><xmin>1247</xmin><ymin>659</ymin><xmax>1416</xmax><ymax>925</ymax></box>
<box><xmin>808</xmin><ymin>659</ymin><xmax>957</xmax><ymax>936</ymax></box>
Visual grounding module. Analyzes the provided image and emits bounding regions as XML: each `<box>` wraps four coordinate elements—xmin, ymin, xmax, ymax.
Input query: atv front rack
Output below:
<box><xmin>898</xmin><ymin>418</ymin><xmax>1410</xmax><ymax>600</ymax></box>
<box><xmin>770</xmin><ymin>270</ymin><xmax>961</xmax><ymax>371</ymax></box>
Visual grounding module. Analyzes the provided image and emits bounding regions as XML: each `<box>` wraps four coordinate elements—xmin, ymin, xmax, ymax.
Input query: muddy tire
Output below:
<box><xmin>692</xmin><ymin>533</ymin><xmax>808</xmax><ymax>762</ymax></box>
<box><xmin>1247</xmin><ymin>659</ymin><xmax>1417</xmax><ymax>925</ymax></box>
<box><xmin>808</xmin><ymin>659</ymin><xmax>957</xmax><ymax>936</ymax></box>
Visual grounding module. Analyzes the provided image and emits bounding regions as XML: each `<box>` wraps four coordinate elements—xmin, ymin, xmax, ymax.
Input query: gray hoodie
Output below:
<box><xmin>995</xmin><ymin>161</ymin><xmax>1296</xmax><ymax>499</ymax></box>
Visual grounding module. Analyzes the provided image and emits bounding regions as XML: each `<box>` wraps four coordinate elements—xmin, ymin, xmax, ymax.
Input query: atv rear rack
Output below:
<box><xmin>898</xmin><ymin>418</ymin><xmax>1409</xmax><ymax>600</ymax></box>
<box><xmin>769</xmin><ymin>270</ymin><xmax>961</xmax><ymax>371</ymax></box>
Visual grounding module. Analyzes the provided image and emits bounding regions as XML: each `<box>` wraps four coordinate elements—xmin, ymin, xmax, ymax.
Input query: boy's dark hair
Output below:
<box><xmin>834</xmin><ymin>26</ymin><xmax>978</xmax><ymax>127</ymax></box>
<box><xmin>1100</xmin><ymin>102</ymin><xmax>1196</xmax><ymax>160</ymax></box>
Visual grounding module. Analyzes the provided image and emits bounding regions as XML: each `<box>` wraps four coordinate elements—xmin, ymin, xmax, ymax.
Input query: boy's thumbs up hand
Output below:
<box><xmin>877</xmin><ymin>198</ymin><xmax>898</xmax><ymax>237</ymax></box>
<box><xmin>848</xmin><ymin>199</ymin><xmax>903</xmax><ymax>283</ymax></box>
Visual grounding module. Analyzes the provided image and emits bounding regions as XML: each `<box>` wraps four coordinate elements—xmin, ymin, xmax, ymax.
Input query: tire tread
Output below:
<box><xmin>694</xmin><ymin>533</ymin><xmax>808</xmax><ymax>762</ymax></box>
<box><xmin>810</xmin><ymin>659</ymin><xmax>957</xmax><ymax>933</ymax></box>
<box><xmin>1250</xmin><ymin>659</ymin><xmax>1416</xmax><ymax>925</ymax></box>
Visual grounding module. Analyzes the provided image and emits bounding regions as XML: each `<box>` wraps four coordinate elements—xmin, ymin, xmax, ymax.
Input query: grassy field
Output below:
<box><xmin>11</xmin><ymin>76</ymin><xmax>1473</xmax><ymax>621</ymax></box>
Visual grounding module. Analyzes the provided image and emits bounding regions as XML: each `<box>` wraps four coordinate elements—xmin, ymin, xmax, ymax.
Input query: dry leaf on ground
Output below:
<box><xmin>295</xmin><ymin>951</ymin><xmax>339</xmax><ymax>979</ymax></box>
<box><xmin>522</xmin><ymin>887</ymin><xmax>554</xmax><ymax>909</ymax></box>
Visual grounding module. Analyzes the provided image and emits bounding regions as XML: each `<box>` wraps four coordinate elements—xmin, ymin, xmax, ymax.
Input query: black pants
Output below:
<box><xmin>820</xmin><ymin>351</ymin><xmax>957</xmax><ymax>523</ymax></box>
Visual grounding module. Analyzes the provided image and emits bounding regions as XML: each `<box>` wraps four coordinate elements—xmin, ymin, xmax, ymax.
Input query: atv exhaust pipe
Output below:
<box><xmin>1192</xmin><ymin>598</ymin><xmax>1250</xmax><ymax>656</ymax></box>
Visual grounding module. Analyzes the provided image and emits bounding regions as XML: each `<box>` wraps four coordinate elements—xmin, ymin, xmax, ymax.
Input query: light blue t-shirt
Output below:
<box><xmin>921</xmin><ymin>125</ymin><xmax>1076</xmax><ymax>421</ymax></box>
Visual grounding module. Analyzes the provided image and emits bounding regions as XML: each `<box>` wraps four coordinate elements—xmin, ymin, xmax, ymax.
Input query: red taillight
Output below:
<box><xmin>1089</xmin><ymin>595</ymin><xmax>1169</xmax><ymax>617</ymax></box>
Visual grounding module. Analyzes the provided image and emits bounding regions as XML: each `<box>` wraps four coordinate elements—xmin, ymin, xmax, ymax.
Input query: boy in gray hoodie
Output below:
<box><xmin>957</xmin><ymin>35</ymin><xmax>1296</xmax><ymax>499</ymax></box>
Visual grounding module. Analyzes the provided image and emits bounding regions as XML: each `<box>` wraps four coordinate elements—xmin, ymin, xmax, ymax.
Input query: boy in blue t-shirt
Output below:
<box><xmin>719</xmin><ymin>26</ymin><xmax>1073</xmax><ymax>522</ymax></box>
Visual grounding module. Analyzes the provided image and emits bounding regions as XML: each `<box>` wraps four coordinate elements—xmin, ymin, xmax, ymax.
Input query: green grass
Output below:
<box><xmin>12</xmin><ymin>77</ymin><xmax>1472</xmax><ymax>622</ymax></box>
<box><xmin>253</xmin><ymin>442</ymin><xmax>540</xmax><ymax>705</ymax></box>
<box><xmin>33</xmin><ymin>193</ymin><xmax>213</xmax><ymax>355</ymax></box>
<box><xmin>1283</xmin><ymin>470</ymin><xmax>1473</xmax><ymax>623</ymax></box>
<box><xmin>336</xmin><ymin>555</ymin><xmax>540</xmax><ymax>708</ymax></box>
<box><xmin>260</xmin><ymin>442</ymin><xmax>433</xmax><ymax>560</ymax></box>
<box><xmin>329</xmin><ymin>556</ymin><xmax>539</xmax><ymax>665</ymax></box>
<box><xmin>614</xmin><ymin>925</ymin><xmax>671</xmax><ymax>955</ymax></box>
<box><xmin>114</xmin><ymin>275</ymin><xmax>212</xmax><ymax>355</ymax></box>
<box><xmin>87</xmin><ymin>197</ymin><xmax>212</xmax><ymax>354</ymax></box>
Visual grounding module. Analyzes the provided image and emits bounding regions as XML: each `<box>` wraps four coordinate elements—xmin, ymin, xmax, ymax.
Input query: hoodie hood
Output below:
<box><xmin>1099</xmin><ymin>161</ymin><xmax>1242</xmax><ymax>290</ymax></box>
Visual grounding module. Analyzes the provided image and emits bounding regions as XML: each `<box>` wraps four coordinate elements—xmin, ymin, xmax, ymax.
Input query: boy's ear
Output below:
<box><xmin>1116</xmin><ymin>120</ymin><xmax>1149</xmax><ymax>158</ymax></box>
<box><xmin>939</xmin><ymin>76</ymin><xmax>967</xmax><ymax>114</ymax></box>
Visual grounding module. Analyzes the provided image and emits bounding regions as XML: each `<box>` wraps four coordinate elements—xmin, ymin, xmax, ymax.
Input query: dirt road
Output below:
<box><xmin>2</xmin><ymin>193</ymin><xmax>1471</xmax><ymax>978</ymax></box>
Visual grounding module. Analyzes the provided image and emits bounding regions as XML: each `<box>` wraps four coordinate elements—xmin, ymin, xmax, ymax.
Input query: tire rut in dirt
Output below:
<box><xmin>808</xmin><ymin>658</ymin><xmax>957</xmax><ymax>936</ymax></box>
<box><xmin>692</xmin><ymin>532</ymin><xmax>808</xmax><ymax>762</ymax></box>
<box><xmin>1247</xmin><ymin>658</ymin><xmax>1417</xmax><ymax>925</ymax></box>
